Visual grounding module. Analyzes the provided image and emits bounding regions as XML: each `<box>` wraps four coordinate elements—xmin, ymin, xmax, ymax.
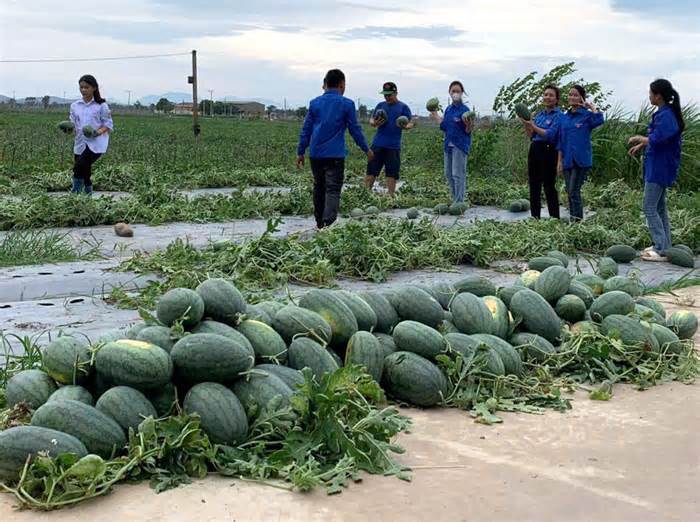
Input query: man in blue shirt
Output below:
<box><xmin>297</xmin><ymin>69</ymin><xmax>373</xmax><ymax>228</ymax></box>
<box><xmin>365</xmin><ymin>82</ymin><xmax>413</xmax><ymax>197</ymax></box>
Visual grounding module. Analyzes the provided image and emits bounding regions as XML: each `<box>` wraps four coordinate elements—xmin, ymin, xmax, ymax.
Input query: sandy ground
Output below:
<box><xmin>1</xmin><ymin>290</ymin><xmax>698</xmax><ymax>522</ymax></box>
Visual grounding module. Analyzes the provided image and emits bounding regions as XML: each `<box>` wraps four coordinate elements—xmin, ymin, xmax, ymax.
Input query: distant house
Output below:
<box><xmin>173</xmin><ymin>102</ymin><xmax>193</xmax><ymax>115</ymax></box>
<box><xmin>230</xmin><ymin>101</ymin><xmax>265</xmax><ymax>117</ymax></box>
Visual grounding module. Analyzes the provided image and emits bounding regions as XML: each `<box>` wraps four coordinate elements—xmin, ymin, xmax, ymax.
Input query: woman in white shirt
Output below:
<box><xmin>68</xmin><ymin>75</ymin><xmax>113</xmax><ymax>194</ymax></box>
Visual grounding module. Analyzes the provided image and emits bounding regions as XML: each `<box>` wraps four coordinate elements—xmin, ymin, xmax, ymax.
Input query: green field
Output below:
<box><xmin>2</xmin><ymin>106</ymin><xmax>698</xmax><ymax>189</ymax></box>
<box><xmin>0</xmin><ymin>109</ymin><xmax>698</xmax><ymax>231</ymax></box>
<box><xmin>1</xmin><ymin>112</ymin><xmax>445</xmax><ymax>191</ymax></box>
<box><xmin>0</xmin><ymin>110</ymin><xmax>698</xmax><ymax>278</ymax></box>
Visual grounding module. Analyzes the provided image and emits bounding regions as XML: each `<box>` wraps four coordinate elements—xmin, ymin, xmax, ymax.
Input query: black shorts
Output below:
<box><xmin>367</xmin><ymin>147</ymin><xmax>401</xmax><ymax>179</ymax></box>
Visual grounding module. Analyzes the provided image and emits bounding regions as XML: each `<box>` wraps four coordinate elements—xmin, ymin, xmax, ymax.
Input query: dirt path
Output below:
<box><xmin>1</xmin><ymin>288</ymin><xmax>698</xmax><ymax>521</ymax></box>
<box><xmin>2</xmin><ymin>386</ymin><xmax>698</xmax><ymax>521</ymax></box>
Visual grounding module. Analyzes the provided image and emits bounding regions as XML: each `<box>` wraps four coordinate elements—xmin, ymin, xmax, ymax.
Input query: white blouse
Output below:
<box><xmin>69</xmin><ymin>98</ymin><xmax>114</xmax><ymax>154</ymax></box>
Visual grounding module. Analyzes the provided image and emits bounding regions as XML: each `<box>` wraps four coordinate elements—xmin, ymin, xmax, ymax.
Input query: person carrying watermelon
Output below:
<box><xmin>364</xmin><ymin>82</ymin><xmax>414</xmax><ymax>197</ymax></box>
<box><xmin>66</xmin><ymin>74</ymin><xmax>113</xmax><ymax>194</ymax></box>
<box><xmin>519</xmin><ymin>85</ymin><xmax>562</xmax><ymax>219</ymax></box>
<box><xmin>297</xmin><ymin>69</ymin><xmax>373</xmax><ymax>229</ymax></box>
<box><xmin>628</xmin><ymin>79</ymin><xmax>684</xmax><ymax>262</ymax></box>
<box><xmin>428</xmin><ymin>81</ymin><xmax>473</xmax><ymax>204</ymax></box>
<box><xmin>556</xmin><ymin>85</ymin><xmax>604</xmax><ymax>221</ymax></box>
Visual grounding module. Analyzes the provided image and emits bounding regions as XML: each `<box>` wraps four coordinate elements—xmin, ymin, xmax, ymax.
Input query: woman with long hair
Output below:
<box><xmin>521</xmin><ymin>85</ymin><xmax>562</xmax><ymax>219</ymax></box>
<box><xmin>557</xmin><ymin>85</ymin><xmax>604</xmax><ymax>221</ymax></box>
<box><xmin>68</xmin><ymin>74</ymin><xmax>113</xmax><ymax>194</ymax></box>
<box><xmin>628</xmin><ymin>79</ymin><xmax>684</xmax><ymax>261</ymax></box>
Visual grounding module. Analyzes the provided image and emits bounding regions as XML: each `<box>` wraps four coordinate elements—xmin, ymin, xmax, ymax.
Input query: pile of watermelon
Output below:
<box><xmin>1</xmin><ymin>252</ymin><xmax>697</xmax><ymax>483</ymax></box>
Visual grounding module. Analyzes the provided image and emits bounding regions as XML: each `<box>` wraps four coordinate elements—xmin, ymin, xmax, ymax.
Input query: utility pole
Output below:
<box><xmin>125</xmin><ymin>90</ymin><xmax>132</xmax><ymax>106</ymax></box>
<box><xmin>188</xmin><ymin>50</ymin><xmax>200</xmax><ymax>138</ymax></box>
<box><xmin>208</xmin><ymin>89</ymin><xmax>214</xmax><ymax>117</ymax></box>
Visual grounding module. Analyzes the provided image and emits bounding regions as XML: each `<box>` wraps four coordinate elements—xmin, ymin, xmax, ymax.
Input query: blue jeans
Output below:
<box><xmin>444</xmin><ymin>147</ymin><xmax>468</xmax><ymax>203</ymax></box>
<box><xmin>643</xmin><ymin>182</ymin><xmax>672</xmax><ymax>253</ymax></box>
<box><xmin>563</xmin><ymin>167</ymin><xmax>588</xmax><ymax>221</ymax></box>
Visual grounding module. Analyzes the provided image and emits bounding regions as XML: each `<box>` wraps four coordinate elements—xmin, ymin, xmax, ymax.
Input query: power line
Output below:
<box><xmin>0</xmin><ymin>52</ymin><xmax>190</xmax><ymax>64</ymax></box>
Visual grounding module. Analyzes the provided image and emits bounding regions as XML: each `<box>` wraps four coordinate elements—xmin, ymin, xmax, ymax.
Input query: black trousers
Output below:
<box><xmin>310</xmin><ymin>157</ymin><xmax>345</xmax><ymax>228</ymax></box>
<box><xmin>73</xmin><ymin>147</ymin><xmax>102</xmax><ymax>186</ymax></box>
<box><xmin>527</xmin><ymin>141</ymin><xmax>560</xmax><ymax>219</ymax></box>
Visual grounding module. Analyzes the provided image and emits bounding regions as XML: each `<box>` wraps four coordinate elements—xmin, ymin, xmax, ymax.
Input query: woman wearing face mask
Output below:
<box><xmin>520</xmin><ymin>85</ymin><xmax>562</xmax><ymax>219</ymax></box>
<box><xmin>628</xmin><ymin>79</ymin><xmax>684</xmax><ymax>262</ymax></box>
<box><xmin>429</xmin><ymin>81</ymin><xmax>473</xmax><ymax>203</ymax></box>
<box><xmin>68</xmin><ymin>74</ymin><xmax>113</xmax><ymax>194</ymax></box>
<box><xmin>556</xmin><ymin>85</ymin><xmax>604</xmax><ymax>221</ymax></box>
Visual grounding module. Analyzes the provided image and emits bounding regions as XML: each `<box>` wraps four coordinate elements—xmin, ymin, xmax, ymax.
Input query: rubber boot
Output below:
<box><xmin>71</xmin><ymin>177</ymin><xmax>85</xmax><ymax>193</ymax></box>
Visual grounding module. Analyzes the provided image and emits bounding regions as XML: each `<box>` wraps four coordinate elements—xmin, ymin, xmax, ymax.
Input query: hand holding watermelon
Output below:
<box><xmin>373</xmin><ymin>109</ymin><xmax>388</xmax><ymax>127</ymax></box>
<box><xmin>82</xmin><ymin>125</ymin><xmax>99</xmax><ymax>138</ymax></box>
<box><xmin>514</xmin><ymin>102</ymin><xmax>532</xmax><ymax>121</ymax></box>
<box><xmin>426</xmin><ymin>97</ymin><xmax>441</xmax><ymax>113</ymax></box>
<box><xmin>462</xmin><ymin>111</ymin><xmax>475</xmax><ymax>133</ymax></box>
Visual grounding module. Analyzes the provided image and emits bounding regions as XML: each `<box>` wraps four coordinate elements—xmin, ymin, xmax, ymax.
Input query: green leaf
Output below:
<box><xmin>471</xmin><ymin>402</ymin><xmax>503</xmax><ymax>425</ymax></box>
<box><xmin>65</xmin><ymin>455</ymin><xmax>107</xmax><ymax>479</ymax></box>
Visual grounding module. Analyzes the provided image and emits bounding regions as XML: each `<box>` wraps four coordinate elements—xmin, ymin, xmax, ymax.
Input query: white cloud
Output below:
<box><xmin>0</xmin><ymin>0</ymin><xmax>697</xmax><ymax>111</ymax></box>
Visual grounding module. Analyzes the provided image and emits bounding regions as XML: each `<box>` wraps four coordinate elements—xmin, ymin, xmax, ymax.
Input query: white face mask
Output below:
<box><xmin>451</xmin><ymin>92</ymin><xmax>462</xmax><ymax>102</ymax></box>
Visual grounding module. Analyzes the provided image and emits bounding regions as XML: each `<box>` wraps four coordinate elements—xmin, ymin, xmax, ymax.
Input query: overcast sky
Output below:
<box><xmin>0</xmin><ymin>0</ymin><xmax>698</xmax><ymax>113</ymax></box>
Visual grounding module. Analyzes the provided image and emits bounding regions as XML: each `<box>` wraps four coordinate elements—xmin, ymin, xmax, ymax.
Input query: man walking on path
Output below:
<box><xmin>297</xmin><ymin>69</ymin><xmax>373</xmax><ymax>228</ymax></box>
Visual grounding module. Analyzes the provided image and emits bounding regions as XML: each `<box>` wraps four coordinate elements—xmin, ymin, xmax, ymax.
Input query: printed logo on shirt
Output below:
<box><xmin>575</xmin><ymin>123</ymin><xmax>583</xmax><ymax>128</ymax></box>
<box><xmin>545</xmin><ymin>119</ymin><xmax>551</xmax><ymax>125</ymax></box>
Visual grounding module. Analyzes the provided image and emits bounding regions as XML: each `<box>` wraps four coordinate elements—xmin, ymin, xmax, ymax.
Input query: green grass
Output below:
<box><xmin>0</xmin><ymin>112</ymin><xmax>444</xmax><ymax>193</ymax></box>
<box><xmin>0</xmin><ymin>333</ymin><xmax>45</xmax><ymax>404</ymax></box>
<box><xmin>0</xmin><ymin>230</ymin><xmax>101</xmax><ymax>267</ymax></box>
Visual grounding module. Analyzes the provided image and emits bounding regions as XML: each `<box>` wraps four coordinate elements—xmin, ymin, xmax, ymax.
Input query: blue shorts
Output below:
<box><xmin>367</xmin><ymin>147</ymin><xmax>401</xmax><ymax>179</ymax></box>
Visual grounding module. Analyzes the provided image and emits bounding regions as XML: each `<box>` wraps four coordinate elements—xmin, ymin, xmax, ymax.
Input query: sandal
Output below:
<box><xmin>641</xmin><ymin>250</ymin><xmax>668</xmax><ymax>262</ymax></box>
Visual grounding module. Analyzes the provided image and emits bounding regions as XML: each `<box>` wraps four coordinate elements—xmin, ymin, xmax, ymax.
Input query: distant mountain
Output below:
<box><xmin>137</xmin><ymin>92</ymin><xmax>192</xmax><ymax>106</ymax></box>
<box><xmin>0</xmin><ymin>95</ymin><xmax>74</xmax><ymax>105</ymax></box>
<box><xmin>137</xmin><ymin>92</ymin><xmax>278</xmax><ymax>107</ymax></box>
<box><xmin>1</xmin><ymin>92</ymin><xmax>281</xmax><ymax>108</ymax></box>
<box><xmin>48</xmin><ymin>96</ymin><xmax>75</xmax><ymax>104</ymax></box>
<box><xmin>217</xmin><ymin>95</ymin><xmax>278</xmax><ymax>107</ymax></box>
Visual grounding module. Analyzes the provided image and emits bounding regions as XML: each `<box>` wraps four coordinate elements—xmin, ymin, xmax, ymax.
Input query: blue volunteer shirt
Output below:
<box><xmin>297</xmin><ymin>89</ymin><xmax>369</xmax><ymax>158</ymax></box>
<box><xmin>440</xmin><ymin>102</ymin><xmax>472</xmax><ymax>154</ymax></box>
<box><xmin>644</xmin><ymin>105</ymin><xmax>682</xmax><ymax>187</ymax></box>
<box><xmin>371</xmin><ymin>101</ymin><xmax>412</xmax><ymax>150</ymax></box>
<box><xmin>532</xmin><ymin>107</ymin><xmax>562</xmax><ymax>144</ymax></box>
<box><xmin>557</xmin><ymin>107</ymin><xmax>605</xmax><ymax>169</ymax></box>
